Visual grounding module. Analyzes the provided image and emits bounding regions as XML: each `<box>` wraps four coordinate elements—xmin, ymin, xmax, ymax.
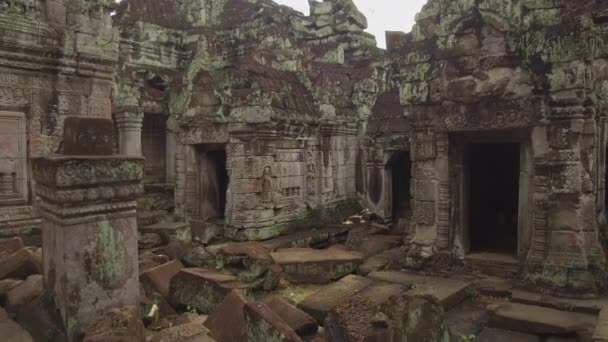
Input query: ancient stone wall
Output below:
<box><xmin>375</xmin><ymin>0</ymin><xmax>608</xmax><ymax>295</ymax></box>
<box><xmin>0</xmin><ymin>0</ymin><xmax>118</xmax><ymax>241</ymax></box>
<box><xmin>112</xmin><ymin>0</ymin><xmax>383</xmax><ymax>240</ymax></box>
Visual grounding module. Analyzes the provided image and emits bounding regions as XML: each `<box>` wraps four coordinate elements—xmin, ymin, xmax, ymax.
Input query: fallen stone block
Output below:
<box><xmin>0</xmin><ymin>306</ymin><xmax>34</xmax><ymax>342</ymax></box>
<box><xmin>243</xmin><ymin>302</ymin><xmax>303</xmax><ymax>342</ymax></box>
<box><xmin>354</xmin><ymin>235</ymin><xmax>402</xmax><ymax>258</ymax></box>
<box><xmin>261</xmin><ymin>295</ymin><xmax>318</xmax><ymax>337</ymax></box>
<box><xmin>0</xmin><ymin>248</ymin><xmax>38</xmax><ymax>279</ymax></box>
<box><xmin>141</xmin><ymin>222</ymin><xmax>192</xmax><ymax>244</ymax></box>
<box><xmin>149</xmin><ymin>320</ymin><xmax>212</xmax><ymax>342</ymax></box>
<box><xmin>140</xmin><ymin>260</ymin><xmax>184</xmax><ymax>299</ymax></box>
<box><xmin>139</xmin><ymin>232</ymin><xmax>163</xmax><ymax>249</ymax></box>
<box><xmin>487</xmin><ymin>303</ymin><xmax>596</xmax><ymax>335</ymax></box>
<box><xmin>476</xmin><ymin>327</ymin><xmax>539</xmax><ymax>342</ymax></box>
<box><xmin>271</xmin><ymin>248</ymin><xmax>363</xmax><ymax>284</ymax></box>
<box><xmin>139</xmin><ymin>251</ymin><xmax>170</xmax><ymax>274</ymax></box>
<box><xmin>367</xmin><ymin>270</ymin><xmax>472</xmax><ymax>310</ymax></box>
<box><xmin>6</xmin><ymin>274</ymin><xmax>43</xmax><ymax>313</ymax></box>
<box><xmin>324</xmin><ymin>283</ymin><xmax>407</xmax><ymax>341</ymax></box>
<box><xmin>169</xmin><ymin>268</ymin><xmax>253</xmax><ymax>314</ymax></box>
<box><xmin>0</xmin><ymin>237</ymin><xmax>24</xmax><ymax>257</ymax></box>
<box><xmin>205</xmin><ymin>290</ymin><xmax>248</xmax><ymax>342</ymax></box>
<box><xmin>214</xmin><ymin>242</ymin><xmax>281</xmax><ymax>291</ymax></box>
<box><xmin>261</xmin><ymin>226</ymin><xmax>353</xmax><ymax>251</ymax></box>
<box><xmin>358</xmin><ymin>247</ymin><xmax>402</xmax><ymax>275</ymax></box>
<box><xmin>81</xmin><ymin>305</ymin><xmax>144</xmax><ymax>342</ymax></box>
<box><xmin>594</xmin><ymin>307</ymin><xmax>608</xmax><ymax>342</ymax></box>
<box><xmin>0</xmin><ymin>278</ymin><xmax>23</xmax><ymax>305</ymax></box>
<box><xmin>379</xmin><ymin>293</ymin><xmax>452</xmax><ymax>341</ymax></box>
<box><xmin>298</xmin><ymin>274</ymin><xmax>373</xmax><ymax>323</ymax></box>
<box><xmin>16</xmin><ymin>292</ymin><xmax>67</xmax><ymax>342</ymax></box>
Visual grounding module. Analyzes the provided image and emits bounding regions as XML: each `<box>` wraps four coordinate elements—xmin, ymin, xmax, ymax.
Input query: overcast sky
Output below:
<box><xmin>274</xmin><ymin>0</ymin><xmax>428</xmax><ymax>48</ymax></box>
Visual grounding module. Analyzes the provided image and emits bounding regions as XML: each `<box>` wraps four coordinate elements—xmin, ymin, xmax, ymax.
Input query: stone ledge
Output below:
<box><xmin>32</xmin><ymin>156</ymin><xmax>144</xmax><ymax>188</ymax></box>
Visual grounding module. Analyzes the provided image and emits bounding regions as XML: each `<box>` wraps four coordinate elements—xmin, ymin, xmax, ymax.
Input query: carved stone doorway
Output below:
<box><xmin>451</xmin><ymin>132</ymin><xmax>532</xmax><ymax>262</ymax></box>
<box><xmin>468</xmin><ymin>143</ymin><xmax>520</xmax><ymax>255</ymax></box>
<box><xmin>196</xmin><ymin>144</ymin><xmax>228</xmax><ymax>222</ymax></box>
<box><xmin>389</xmin><ymin>151</ymin><xmax>411</xmax><ymax>234</ymax></box>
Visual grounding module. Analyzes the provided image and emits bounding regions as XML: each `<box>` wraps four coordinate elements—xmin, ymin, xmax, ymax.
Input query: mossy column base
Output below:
<box><xmin>32</xmin><ymin>156</ymin><xmax>144</xmax><ymax>340</ymax></box>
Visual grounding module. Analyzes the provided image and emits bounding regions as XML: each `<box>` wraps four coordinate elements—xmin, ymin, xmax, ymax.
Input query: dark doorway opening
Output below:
<box><xmin>197</xmin><ymin>145</ymin><xmax>228</xmax><ymax>221</ymax></box>
<box><xmin>390</xmin><ymin>151</ymin><xmax>411</xmax><ymax>232</ymax></box>
<box><xmin>142</xmin><ymin>114</ymin><xmax>168</xmax><ymax>183</ymax></box>
<box><xmin>469</xmin><ymin>143</ymin><xmax>519</xmax><ymax>254</ymax></box>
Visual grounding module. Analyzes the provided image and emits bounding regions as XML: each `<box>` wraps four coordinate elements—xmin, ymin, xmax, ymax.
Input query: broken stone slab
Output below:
<box><xmin>476</xmin><ymin>277</ymin><xmax>516</xmax><ymax>297</ymax></box>
<box><xmin>139</xmin><ymin>251</ymin><xmax>171</xmax><ymax>274</ymax></box>
<box><xmin>205</xmin><ymin>290</ymin><xmax>248</xmax><ymax>342</ymax></box>
<box><xmin>5</xmin><ymin>274</ymin><xmax>43</xmax><ymax>313</ymax></box>
<box><xmin>261</xmin><ymin>226</ymin><xmax>353</xmax><ymax>251</ymax></box>
<box><xmin>593</xmin><ymin>307</ymin><xmax>608</xmax><ymax>342</ymax></box>
<box><xmin>324</xmin><ymin>283</ymin><xmax>407</xmax><ymax>341</ymax></box>
<box><xmin>0</xmin><ymin>278</ymin><xmax>22</xmax><ymax>305</ymax></box>
<box><xmin>211</xmin><ymin>241</ymin><xmax>281</xmax><ymax>290</ymax></box>
<box><xmin>81</xmin><ymin>305</ymin><xmax>144</xmax><ymax>342</ymax></box>
<box><xmin>0</xmin><ymin>307</ymin><xmax>34</xmax><ymax>342</ymax></box>
<box><xmin>487</xmin><ymin>303</ymin><xmax>597</xmax><ymax>335</ymax></box>
<box><xmin>16</xmin><ymin>292</ymin><xmax>68</xmax><ymax>342</ymax></box>
<box><xmin>243</xmin><ymin>302</ymin><xmax>303</xmax><ymax>342</ymax></box>
<box><xmin>358</xmin><ymin>247</ymin><xmax>402</xmax><ymax>275</ymax></box>
<box><xmin>182</xmin><ymin>245</ymin><xmax>214</xmax><ymax>267</ymax></box>
<box><xmin>367</xmin><ymin>271</ymin><xmax>473</xmax><ymax>311</ymax></box>
<box><xmin>0</xmin><ymin>248</ymin><xmax>39</xmax><ymax>279</ymax></box>
<box><xmin>140</xmin><ymin>260</ymin><xmax>185</xmax><ymax>299</ymax></box>
<box><xmin>261</xmin><ymin>295</ymin><xmax>318</xmax><ymax>337</ymax></box>
<box><xmin>298</xmin><ymin>274</ymin><xmax>374</xmax><ymax>323</ymax></box>
<box><xmin>352</xmin><ymin>235</ymin><xmax>402</xmax><ymax>258</ymax></box>
<box><xmin>379</xmin><ymin>294</ymin><xmax>452</xmax><ymax>341</ymax></box>
<box><xmin>270</xmin><ymin>248</ymin><xmax>363</xmax><ymax>284</ymax></box>
<box><xmin>169</xmin><ymin>268</ymin><xmax>253</xmax><ymax>314</ymax></box>
<box><xmin>475</xmin><ymin>327</ymin><xmax>540</xmax><ymax>342</ymax></box>
<box><xmin>191</xmin><ymin>220</ymin><xmax>223</xmax><ymax>244</ymax></box>
<box><xmin>139</xmin><ymin>232</ymin><xmax>163</xmax><ymax>249</ymax></box>
<box><xmin>141</xmin><ymin>222</ymin><xmax>192</xmax><ymax>244</ymax></box>
<box><xmin>511</xmin><ymin>288</ymin><xmax>606</xmax><ymax>315</ymax></box>
<box><xmin>0</xmin><ymin>237</ymin><xmax>24</xmax><ymax>257</ymax></box>
<box><xmin>149</xmin><ymin>320</ymin><xmax>212</xmax><ymax>342</ymax></box>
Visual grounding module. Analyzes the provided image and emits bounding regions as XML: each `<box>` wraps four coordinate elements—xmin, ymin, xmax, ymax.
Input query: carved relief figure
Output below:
<box><xmin>260</xmin><ymin>165</ymin><xmax>274</xmax><ymax>208</ymax></box>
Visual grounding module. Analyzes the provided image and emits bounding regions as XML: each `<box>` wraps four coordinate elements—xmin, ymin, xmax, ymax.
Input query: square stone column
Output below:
<box><xmin>114</xmin><ymin>109</ymin><xmax>144</xmax><ymax>156</ymax></box>
<box><xmin>32</xmin><ymin>155</ymin><xmax>144</xmax><ymax>338</ymax></box>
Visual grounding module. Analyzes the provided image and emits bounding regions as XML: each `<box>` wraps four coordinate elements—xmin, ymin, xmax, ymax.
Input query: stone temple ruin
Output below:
<box><xmin>2</xmin><ymin>0</ymin><xmax>608</xmax><ymax>340</ymax></box>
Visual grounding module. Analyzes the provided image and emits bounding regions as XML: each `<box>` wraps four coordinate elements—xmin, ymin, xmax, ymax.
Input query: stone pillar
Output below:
<box><xmin>524</xmin><ymin>97</ymin><xmax>607</xmax><ymax>295</ymax></box>
<box><xmin>114</xmin><ymin>110</ymin><xmax>144</xmax><ymax>156</ymax></box>
<box><xmin>33</xmin><ymin>118</ymin><xmax>144</xmax><ymax>339</ymax></box>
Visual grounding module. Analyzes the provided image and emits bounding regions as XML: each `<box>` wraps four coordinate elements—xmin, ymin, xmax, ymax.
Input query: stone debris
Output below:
<box><xmin>358</xmin><ymin>247</ymin><xmax>402</xmax><ymax>276</ymax></box>
<box><xmin>0</xmin><ymin>306</ymin><xmax>33</xmax><ymax>342</ymax></box>
<box><xmin>5</xmin><ymin>274</ymin><xmax>43</xmax><ymax>313</ymax></box>
<box><xmin>324</xmin><ymin>283</ymin><xmax>408</xmax><ymax>341</ymax></box>
<box><xmin>140</xmin><ymin>260</ymin><xmax>185</xmax><ymax>299</ymax></box>
<box><xmin>142</xmin><ymin>222</ymin><xmax>193</xmax><ymax>244</ymax></box>
<box><xmin>298</xmin><ymin>275</ymin><xmax>373</xmax><ymax>323</ymax></box>
<box><xmin>261</xmin><ymin>295</ymin><xmax>319</xmax><ymax>337</ymax></box>
<box><xmin>205</xmin><ymin>290</ymin><xmax>249</xmax><ymax>342</ymax></box>
<box><xmin>81</xmin><ymin>306</ymin><xmax>144</xmax><ymax>342</ymax></box>
<box><xmin>169</xmin><ymin>268</ymin><xmax>253</xmax><ymax>314</ymax></box>
<box><xmin>487</xmin><ymin>303</ymin><xmax>597</xmax><ymax>335</ymax></box>
<box><xmin>16</xmin><ymin>293</ymin><xmax>68</xmax><ymax>342</ymax></box>
<box><xmin>475</xmin><ymin>327</ymin><xmax>540</xmax><ymax>342</ymax></box>
<box><xmin>270</xmin><ymin>248</ymin><xmax>364</xmax><ymax>284</ymax></box>
<box><xmin>367</xmin><ymin>271</ymin><xmax>473</xmax><ymax>311</ymax></box>
<box><xmin>243</xmin><ymin>302</ymin><xmax>303</xmax><ymax>342</ymax></box>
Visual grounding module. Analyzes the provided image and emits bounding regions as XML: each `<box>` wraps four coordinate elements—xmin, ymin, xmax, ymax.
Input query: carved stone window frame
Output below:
<box><xmin>0</xmin><ymin>111</ymin><xmax>28</xmax><ymax>205</ymax></box>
